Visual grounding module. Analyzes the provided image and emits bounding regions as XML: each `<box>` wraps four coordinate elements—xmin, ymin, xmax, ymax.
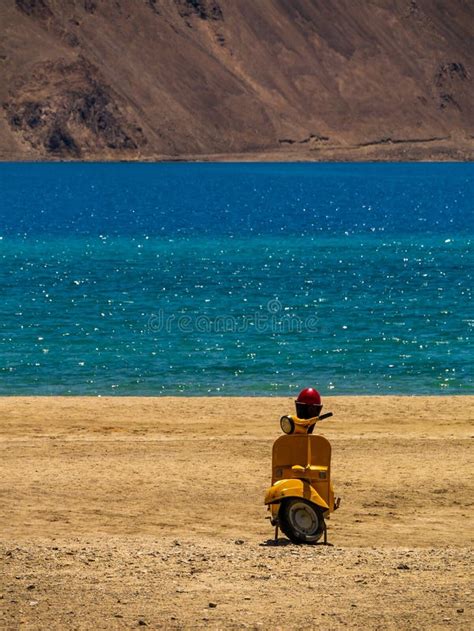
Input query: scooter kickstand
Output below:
<box><xmin>274</xmin><ymin>523</ymin><xmax>279</xmax><ymax>545</ymax></box>
<box><xmin>323</xmin><ymin>522</ymin><xmax>328</xmax><ymax>545</ymax></box>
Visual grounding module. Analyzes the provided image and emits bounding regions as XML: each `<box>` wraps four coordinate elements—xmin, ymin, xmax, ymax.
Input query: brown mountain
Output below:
<box><xmin>1</xmin><ymin>0</ymin><xmax>473</xmax><ymax>161</ymax></box>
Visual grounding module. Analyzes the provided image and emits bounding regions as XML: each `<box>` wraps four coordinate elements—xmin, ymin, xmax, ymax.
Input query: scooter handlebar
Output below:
<box><xmin>318</xmin><ymin>412</ymin><xmax>333</xmax><ymax>421</ymax></box>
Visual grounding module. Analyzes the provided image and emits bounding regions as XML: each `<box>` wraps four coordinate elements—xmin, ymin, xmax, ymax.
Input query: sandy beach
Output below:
<box><xmin>1</xmin><ymin>395</ymin><xmax>473</xmax><ymax>629</ymax></box>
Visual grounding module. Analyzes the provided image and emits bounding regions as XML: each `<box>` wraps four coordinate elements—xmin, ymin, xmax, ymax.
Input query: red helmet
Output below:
<box><xmin>296</xmin><ymin>388</ymin><xmax>321</xmax><ymax>405</ymax></box>
<box><xmin>295</xmin><ymin>387</ymin><xmax>322</xmax><ymax>419</ymax></box>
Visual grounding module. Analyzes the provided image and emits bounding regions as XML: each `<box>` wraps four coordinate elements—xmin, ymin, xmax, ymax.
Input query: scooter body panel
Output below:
<box><xmin>268</xmin><ymin>434</ymin><xmax>333</xmax><ymax>511</ymax></box>
<box><xmin>265</xmin><ymin>478</ymin><xmax>330</xmax><ymax>511</ymax></box>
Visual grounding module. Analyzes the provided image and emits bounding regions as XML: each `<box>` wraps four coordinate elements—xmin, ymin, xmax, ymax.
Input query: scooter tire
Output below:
<box><xmin>279</xmin><ymin>498</ymin><xmax>325</xmax><ymax>544</ymax></box>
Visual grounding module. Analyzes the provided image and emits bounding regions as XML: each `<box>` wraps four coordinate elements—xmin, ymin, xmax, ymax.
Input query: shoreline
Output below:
<box><xmin>2</xmin><ymin>138</ymin><xmax>473</xmax><ymax>163</ymax></box>
<box><xmin>1</xmin><ymin>391</ymin><xmax>472</xmax><ymax>403</ymax></box>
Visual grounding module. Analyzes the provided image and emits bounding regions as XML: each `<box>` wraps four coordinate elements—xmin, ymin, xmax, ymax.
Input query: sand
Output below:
<box><xmin>0</xmin><ymin>395</ymin><xmax>473</xmax><ymax>629</ymax></box>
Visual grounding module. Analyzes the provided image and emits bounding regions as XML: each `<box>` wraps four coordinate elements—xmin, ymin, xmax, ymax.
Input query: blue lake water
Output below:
<box><xmin>0</xmin><ymin>162</ymin><xmax>472</xmax><ymax>395</ymax></box>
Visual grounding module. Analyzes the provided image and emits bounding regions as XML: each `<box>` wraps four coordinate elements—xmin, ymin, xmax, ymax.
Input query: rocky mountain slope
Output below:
<box><xmin>0</xmin><ymin>0</ymin><xmax>473</xmax><ymax>160</ymax></box>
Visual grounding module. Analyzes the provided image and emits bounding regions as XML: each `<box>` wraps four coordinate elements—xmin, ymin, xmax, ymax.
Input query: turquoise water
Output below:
<box><xmin>0</xmin><ymin>163</ymin><xmax>472</xmax><ymax>395</ymax></box>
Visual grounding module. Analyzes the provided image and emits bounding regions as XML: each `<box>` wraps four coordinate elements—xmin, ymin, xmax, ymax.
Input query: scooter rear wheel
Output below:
<box><xmin>279</xmin><ymin>498</ymin><xmax>325</xmax><ymax>544</ymax></box>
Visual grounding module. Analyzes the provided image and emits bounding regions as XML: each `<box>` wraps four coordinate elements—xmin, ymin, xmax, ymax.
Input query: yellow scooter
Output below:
<box><xmin>264</xmin><ymin>388</ymin><xmax>340</xmax><ymax>544</ymax></box>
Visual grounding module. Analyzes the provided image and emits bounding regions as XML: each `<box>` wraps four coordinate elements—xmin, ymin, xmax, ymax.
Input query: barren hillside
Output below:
<box><xmin>0</xmin><ymin>0</ymin><xmax>473</xmax><ymax>161</ymax></box>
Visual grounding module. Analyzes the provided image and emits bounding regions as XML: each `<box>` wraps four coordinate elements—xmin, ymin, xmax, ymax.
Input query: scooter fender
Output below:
<box><xmin>264</xmin><ymin>478</ymin><xmax>329</xmax><ymax>511</ymax></box>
